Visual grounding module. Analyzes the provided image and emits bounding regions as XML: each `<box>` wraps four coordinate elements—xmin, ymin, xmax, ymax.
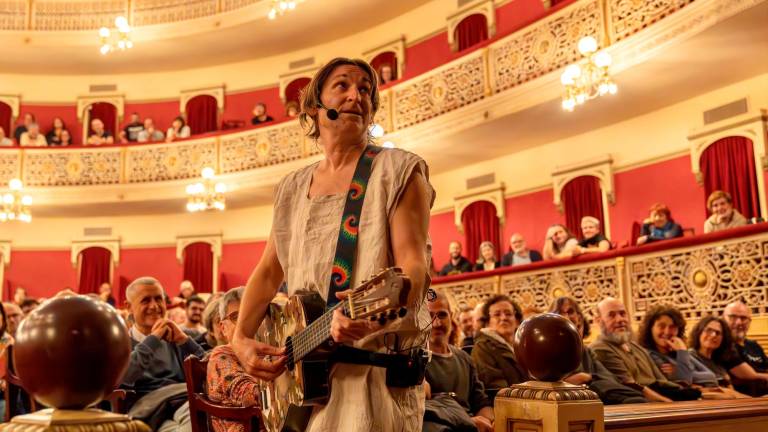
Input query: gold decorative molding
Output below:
<box><xmin>176</xmin><ymin>234</ymin><xmax>222</xmax><ymax>293</ymax></box>
<box><xmin>362</xmin><ymin>35</ymin><xmax>406</xmax><ymax>80</ymax></box>
<box><xmin>179</xmin><ymin>85</ymin><xmax>225</xmax><ymax>114</ymax></box>
<box><xmin>606</xmin><ymin>0</ymin><xmax>694</xmax><ymax>43</ymax></box>
<box><xmin>453</xmin><ymin>182</ymin><xmax>505</xmax><ymax>234</ymax></box>
<box><xmin>77</xmin><ymin>95</ymin><xmax>125</xmax><ymax>122</ymax></box>
<box><xmin>434</xmin><ymin>275</ymin><xmax>500</xmax><ymax>310</ymax></box>
<box><xmin>0</xmin><ymin>94</ymin><xmax>21</xmax><ymax>123</ymax></box>
<box><xmin>0</xmin><ymin>408</ymin><xmax>150</xmax><ymax>432</ymax></box>
<box><xmin>498</xmin><ymin>381</ymin><xmax>600</xmax><ymax>401</ymax></box>
<box><xmin>71</xmin><ymin>238</ymin><xmax>121</xmax><ymax>267</ymax></box>
<box><xmin>446</xmin><ymin>0</ymin><xmax>496</xmax><ymax>52</ymax></box>
<box><xmin>551</xmin><ymin>154</ymin><xmax>615</xmax><ymax>234</ymax></box>
<box><xmin>0</xmin><ymin>240</ymin><xmax>10</xmax><ymax>266</ymax></box>
<box><xmin>278</xmin><ymin>65</ymin><xmax>318</xmax><ymax>104</ymax></box>
<box><xmin>131</xmin><ymin>0</ymin><xmax>218</xmax><ymax>26</ymax></box>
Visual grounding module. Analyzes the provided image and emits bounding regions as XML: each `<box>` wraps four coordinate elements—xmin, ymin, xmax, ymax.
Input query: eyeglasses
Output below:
<box><xmin>703</xmin><ymin>328</ymin><xmax>722</xmax><ymax>337</ymax></box>
<box><xmin>726</xmin><ymin>314</ymin><xmax>750</xmax><ymax>323</ymax></box>
<box><xmin>224</xmin><ymin>311</ymin><xmax>239</xmax><ymax>323</ymax></box>
<box><xmin>429</xmin><ymin>310</ymin><xmax>449</xmax><ymax>320</ymax></box>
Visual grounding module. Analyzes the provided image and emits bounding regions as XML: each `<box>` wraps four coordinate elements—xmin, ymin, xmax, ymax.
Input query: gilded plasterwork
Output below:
<box><xmin>0</xmin><ymin>1</ymin><xmax>26</xmax><ymax>31</ymax></box>
<box><xmin>22</xmin><ymin>148</ymin><xmax>121</xmax><ymax>186</ymax></box>
<box><xmin>131</xmin><ymin>0</ymin><xmax>218</xmax><ymax>26</ymax></box>
<box><xmin>434</xmin><ymin>277</ymin><xmax>499</xmax><ymax>311</ymax></box>
<box><xmin>608</xmin><ymin>0</ymin><xmax>694</xmax><ymax>42</ymax></box>
<box><xmin>31</xmin><ymin>1</ymin><xmax>125</xmax><ymax>30</ymax></box>
<box><xmin>219</xmin><ymin>123</ymin><xmax>304</xmax><ymax>173</ymax></box>
<box><xmin>125</xmin><ymin>139</ymin><xmax>217</xmax><ymax>183</ymax></box>
<box><xmin>0</xmin><ymin>152</ymin><xmax>20</xmax><ymax>185</ymax></box>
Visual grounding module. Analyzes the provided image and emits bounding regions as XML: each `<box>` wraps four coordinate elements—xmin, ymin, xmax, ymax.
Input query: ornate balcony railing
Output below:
<box><xmin>431</xmin><ymin>223</ymin><xmax>768</xmax><ymax>333</ymax></box>
<box><xmin>1</xmin><ymin>0</ymin><xmax>756</xmax><ymax>189</ymax></box>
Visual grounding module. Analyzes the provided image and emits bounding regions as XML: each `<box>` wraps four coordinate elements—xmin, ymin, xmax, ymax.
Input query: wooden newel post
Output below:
<box><xmin>494</xmin><ymin>313</ymin><xmax>605</xmax><ymax>432</ymax></box>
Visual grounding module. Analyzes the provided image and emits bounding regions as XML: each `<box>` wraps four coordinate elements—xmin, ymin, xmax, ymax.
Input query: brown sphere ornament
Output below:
<box><xmin>513</xmin><ymin>313</ymin><xmax>582</xmax><ymax>382</ymax></box>
<box><xmin>13</xmin><ymin>295</ymin><xmax>131</xmax><ymax>409</ymax></box>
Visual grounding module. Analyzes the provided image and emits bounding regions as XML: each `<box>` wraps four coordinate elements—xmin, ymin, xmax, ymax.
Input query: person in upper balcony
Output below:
<box><xmin>20</xmin><ymin>123</ymin><xmax>47</xmax><ymax>147</ymax></box>
<box><xmin>501</xmin><ymin>233</ymin><xmax>542</xmax><ymax>266</ymax></box>
<box><xmin>123</xmin><ymin>112</ymin><xmax>145</xmax><ymax>142</ymax></box>
<box><xmin>45</xmin><ymin>117</ymin><xmax>68</xmax><ymax>146</ymax></box>
<box><xmin>0</xmin><ymin>127</ymin><xmax>13</xmax><ymax>146</ymax></box>
<box><xmin>86</xmin><ymin>118</ymin><xmax>114</xmax><ymax>146</ymax></box>
<box><xmin>137</xmin><ymin>118</ymin><xmax>165</xmax><ymax>143</ymax></box>
<box><xmin>704</xmin><ymin>191</ymin><xmax>747</xmax><ymax>233</ymax></box>
<box><xmin>473</xmin><ymin>241</ymin><xmax>500</xmax><ymax>271</ymax></box>
<box><xmin>250</xmin><ymin>102</ymin><xmax>274</xmax><ymax>125</ymax></box>
<box><xmin>542</xmin><ymin>224</ymin><xmax>580</xmax><ymax>260</ymax></box>
<box><xmin>165</xmin><ymin>116</ymin><xmax>191</xmax><ymax>142</ymax></box>
<box><xmin>59</xmin><ymin>129</ymin><xmax>72</xmax><ymax>146</ymax></box>
<box><xmin>438</xmin><ymin>241</ymin><xmax>473</xmax><ymax>276</ymax></box>
<box><xmin>637</xmin><ymin>203</ymin><xmax>683</xmax><ymax>245</ymax></box>
<box><xmin>378</xmin><ymin>64</ymin><xmax>395</xmax><ymax>85</ymax></box>
<box><xmin>285</xmin><ymin>101</ymin><xmax>300</xmax><ymax>118</ymax></box>
<box><xmin>576</xmin><ymin>216</ymin><xmax>611</xmax><ymax>254</ymax></box>
<box><xmin>13</xmin><ymin>113</ymin><xmax>35</xmax><ymax>143</ymax></box>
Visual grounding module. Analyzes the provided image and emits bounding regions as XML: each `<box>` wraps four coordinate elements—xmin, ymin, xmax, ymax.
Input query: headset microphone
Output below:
<box><xmin>317</xmin><ymin>102</ymin><xmax>340</xmax><ymax>120</ymax></box>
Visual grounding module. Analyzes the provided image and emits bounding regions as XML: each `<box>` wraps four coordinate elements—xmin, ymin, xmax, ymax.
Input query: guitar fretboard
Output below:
<box><xmin>288</xmin><ymin>301</ymin><xmax>349</xmax><ymax>363</ymax></box>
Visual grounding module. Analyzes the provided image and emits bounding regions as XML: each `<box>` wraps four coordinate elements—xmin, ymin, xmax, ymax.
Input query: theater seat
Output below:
<box><xmin>183</xmin><ymin>355</ymin><xmax>263</xmax><ymax>432</ymax></box>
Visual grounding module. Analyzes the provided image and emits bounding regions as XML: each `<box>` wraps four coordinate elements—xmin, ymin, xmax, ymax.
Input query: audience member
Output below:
<box><xmin>379</xmin><ymin>64</ymin><xmax>395</xmax><ymax>85</ymax></box>
<box><xmin>250</xmin><ymin>103</ymin><xmax>274</xmax><ymax>125</ymax></box>
<box><xmin>457</xmin><ymin>305</ymin><xmax>475</xmax><ymax>348</ymax></box>
<box><xmin>181</xmin><ymin>295</ymin><xmax>207</xmax><ymax>335</ymax></box>
<box><xmin>206</xmin><ymin>287</ymin><xmax>261</xmax><ymax>432</ymax></box>
<box><xmin>13</xmin><ymin>113</ymin><xmax>34</xmax><ymax>143</ymax></box>
<box><xmin>577</xmin><ymin>216</ymin><xmax>611</xmax><ymax>253</ymax></box>
<box><xmin>200</xmin><ymin>297</ymin><xmax>225</xmax><ymax>351</ymax></box>
<box><xmin>19</xmin><ymin>123</ymin><xmax>47</xmax><ymax>147</ymax></box>
<box><xmin>45</xmin><ymin>117</ymin><xmax>68</xmax><ymax>146</ymax></box>
<box><xmin>137</xmin><ymin>118</ymin><xmax>165</xmax><ymax>143</ymax></box>
<box><xmin>13</xmin><ymin>287</ymin><xmax>26</xmax><ymax>306</ymax></box>
<box><xmin>590</xmin><ymin>297</ymin><xmax>699</xmax><ymax>402</ymax></box>
<box><xmin>424</xmin><ymin>292</ymin><xmax>494</xmax><ymax>432</ymax></box>
<box><xmin>2</xmin><ymin>303</ymin><xmax>23</xmax><ymax>338</ymax></box>
<box><xmin>0</xmin><ymin>302</ymin><xmax>12</xmax><ymax>420</ymax></box>
<box><xmin>471</xmin><ymin>302</ymin><xmax>486</xmax><ymax>336</ymax></box>
<box><xmin>474</xmin><ymin>241</ymin><xmax>500</xmax><ymax>271</ymax></box>
<box><xmin>704</xmin><ymin>191</ymin><xmax>747</xmax><ymax>233</ymax></box>
<box><xmin>542</xmin><ymin>224</ymin><xmax>579</xmax><ymax>260</ymax></box>
<box><xmin>121</xmin><ymin>276</ymin><xmax>203</xmax><ymax>429</ymax></box>
<box><xmin>165</xmin><ymin>116</ymin><xmax>191</xmax><ymax>142</ymax></box>
<box><xmin>438</xmin><ymin>241</ymin><xmax>473</xmax><ymax>276</ymax></box>
<box><xmin>724</xmin><ymin>301</ymin><xmax>767</xmax><ymax>373</ymax></box>
<box><xmin>637</xmin><ymin>203</ymin><xmax>682</xmax><ymax>245</ymax></box>
<box><xmin>472</xmin><ymin>295</ymin><xmax>529</xmax><ymax>389</ymax></box>
<box><xmin>501</xmin><ymin>233</ymin><xmax>542</xmax><ymax>266</ymax></box>
<box><xmin>549</xmin><ymin>296</ymin><xmax>647</xmax><ymax>404</ymax></box>
<box><xmin>59</xmin><ymin>129</ymin><xmax>72</xmax><ymax>146</ymax></box>
<box><xmin>689</xmin><ymin>315</ymin><xmax>768</xmax><ymax>396</ymax></box>
<box><xmin>0</xmin><ymin>127</ymin><xmax>13</xmax><ymax>146</ymax></box>
<box><xmin>285</xmin><ymin>101</ymin><xmax>300</xmax><ymax>118</ymax></box>
<box><xmin>86</xmin><ymin>119</ymin><xmax>114</xmax><ymax>145</ymax></box>
<box><xmin>168</xmin><ymin>307</ymin><xmax>187</xmax><ymax>326</ymax></box>
<box><xmin>19</xmin><ymin>298</ymin><xmax>39</xmax><ymax>316</ymax></box>
<box><xmin>123</xmin><ymin>113</ymin><xmax>145</xmax><ymax>142</ymax></box>
<box><xmin>99</xmin><ymin>282</ymin><xmax>116</xmax><ymax>306</ymax></box>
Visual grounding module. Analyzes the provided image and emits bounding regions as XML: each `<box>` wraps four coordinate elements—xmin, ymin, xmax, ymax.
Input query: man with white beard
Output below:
<box><xmin>589</xmin><ymin>298</ymin><xmax>699</xmax><ymax>402</ymax></box>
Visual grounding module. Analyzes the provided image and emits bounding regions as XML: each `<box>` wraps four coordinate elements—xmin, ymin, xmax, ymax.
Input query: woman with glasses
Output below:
<box><xmin>689</xmin><ymin>316</ymin><xmax>768</xmax><ymax>395</ymax></box>
<box><xmin>471</xmin><ymin>295</ymin><xmax>528</xmax><ymax>390</ymax></box>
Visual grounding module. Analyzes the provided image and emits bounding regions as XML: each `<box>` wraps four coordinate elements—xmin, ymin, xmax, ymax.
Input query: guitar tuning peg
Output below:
<box><xmin>378</xmin><ymin>314</ymin><xmax>387</xmax><ymax>326</ymax></box>
<box><xmin>369</xmin><ymin>315</ymin><xmax>378</xmax><ymax>322</ymax></box>
<box><xmin>388</xmin><ymin>309</ymin><xmax>397</xmax><ymax>321</ymax></box>
<box><xmin>398</xmin><ymin>307</ymin><xmax>407</xmax><ymax>318</ymax></box>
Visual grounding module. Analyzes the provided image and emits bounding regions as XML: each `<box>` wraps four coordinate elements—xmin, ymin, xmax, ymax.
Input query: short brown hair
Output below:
<box><xmin>482</xmin><ymin>294</ymin><xmax>523</xmax><ymax>324</ymax></box>
<box><xmin>298</xmin><ymin>57</ymin><xmax>380</xmax><ymax>140</ymax></box>
<box><xmin>707</xmin><ymin>190</ymin><xmax>732</xmax><ymax>211</ymax></box>
<box><xmin>649</xmin><ymin>203</ymin><xmax>672</xmax><ymax>220</ymax></box>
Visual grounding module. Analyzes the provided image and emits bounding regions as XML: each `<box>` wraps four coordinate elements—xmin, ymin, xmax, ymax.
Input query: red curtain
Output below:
<box><xmin>700</xmin><ymin>136</ymin><xmax>760</xmax><ymax>219</ymax></box>
<box><xmin>186</xmin><ymin>95</ymin><xmax>219</xmax><ymax>135</ymax></box>
<box><xmin>0</xmin><ymin>102</ymin><xmax>11</xmax><ymax>141</ymax></box>
<box><xmin>455</xmin><ymin>14</ymin><xmax>488</xmax><ymax>51</ymax></box>
<box><xmin>461</xmin><ymin>200</ymin><xmax>500</xmax><ymax>264</ymax></box>
<box><xmin>371</xmin><ymin>51</ymin><xmax>398</xmax><ymax>83</ymax></box>
<box><xmin>562</xmin><ymin>176</ymin><xmax>605</xmax><ymax>239</ymax></box>
<box><xmin>183</xmin><ymin>242</ymin><xmax>213</xmax><ymax>294</ymax></box>
<box><xmin>88</xmin><ymin>103</ymin><xmax>117</xmax><ymax>135</ymax></box>
<box><xmin>285</xmin><ymin>78</ymin><xmax>311</xmax><ymax>105</ymax></box>
<box><xmin>78</xmin><ymin>247</ymin><xmax>112</xmax><ymax>295</ymax></box>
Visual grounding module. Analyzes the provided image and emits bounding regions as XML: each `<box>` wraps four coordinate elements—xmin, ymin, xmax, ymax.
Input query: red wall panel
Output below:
<box><xmin>495</xmin><ymin>0</ymin><xmax>548</xmax><ymax>38</ymax></box>
<box><xmin>220</xmin><ymin>241</ymin><xmax>267</xmax><ymax>291</ymax></box>
<box><xmin>224</xmin><ymin>88</ymin><xmax>285</xmax><ymax>125</ymax></box>
<box><xmin>116</xmin><ymin>246</ymin><xmax>182</xmax><ymax>298</ymax></box>
<box><xmin>4</xmin><ymin>250</ymin><xmax>77</xmax><ymax>300</ymax></box>
<box><xmin>18</xmin><ymin>104</ymin><xmax>80</xmax><ymax>144</ymax></box>
<box><xmin>502</xmin><ymin>188</ymin><xmax>566</xmax><ymax>254</ymax></box>
<box><xmin>428</xmin><ymin>211</ymin><xmax>461</xmax><ymax>272</ymax></box>
<box><xmin>123</xmin><ymin>100</ymin><xmax>180</xmax><ymax>136</ymax></box>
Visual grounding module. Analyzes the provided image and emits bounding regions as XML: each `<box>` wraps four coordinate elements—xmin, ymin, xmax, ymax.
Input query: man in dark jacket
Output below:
<box><xmin>501</xmin><ymin>233</ymin><xmax>542</xmax><ymax>267</ymax></box>
<box><xmin>439</xmin><ymin>241</ymin><xmax>473</xmax><ymax>276</ymax></box>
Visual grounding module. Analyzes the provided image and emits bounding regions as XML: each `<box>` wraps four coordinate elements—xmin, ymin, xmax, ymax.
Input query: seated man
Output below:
<box><xmin>723</xmin><ymin>301</ymin><xmax>768</xmax><ymax>395</ymax></box>
<box><xmin>19</xmin><ymin>298</ymin><xmax>39</xmax><ymax>316</ymax></box>
<box><xmin>137</xmin><ymin>118</ymin><xmax>165</xmax><ymax>142</ymax></box>
<box><xmin>439</xmin><ymin>241</ymin><xmax>473</xmax><ymax>276</ymax></box>
<box><xmin>250</xmin><ymin>102</ymin><xmax>274</xmax><ymax>125</ymax></box>
<box><xmin>121</xmin><ymin>276</ymin><xmax>204</xmax><ymax>430</ymax></box>
<box><xmin>457</xmin><ymin>305</ymin><xmax>475</xmax><ymax>349</ymax></box>
<box><xmin>180</xmin><ymin>295</ymin><xmax>207</xmax><ymax>336</ymax></box>
<box><xmin>2</xmin><ymin>303</ymin><xmax>23</xmax><ymax>338</ymax></box>
<box><xmin>501</xmin><ymin>233</ymin><xmax>542</xmax><ymax>266</ymax></box>
<box><xmin>424</xmin><ymin>292</ymin><xmax>493</xmax><ymax>432</ymax></box>
<box><xmin>19</xmin><ymin>123</ymin><xmax>47</xmax><ymax>147</ymax></box>
<box><xmin>206</xmin><ymin>287</ymin><xmax>261</xmax><ymax>432</ymax></box>
<box><xmin>590</xmin><ymin>297</ymin><xmax>699</xmax><ymax>402</ymax></box>
<box><xmin>86</xmin><ymin>119</ymin><xmax>115</xmax><ymax>145</ymax></box>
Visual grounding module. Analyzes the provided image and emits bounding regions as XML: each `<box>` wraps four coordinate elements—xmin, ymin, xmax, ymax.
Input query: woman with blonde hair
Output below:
<box><xmin>577</xmin><ymin>216</ymin><xmax>611</xmax><ymax>254</ymax></box>
<box><xmin>474</xmin><ymin>241</ymin><xmax>500</xmax><ymax>271</ymax></box>
<box><xmin>542</xmin><ymin>224</ymin><xmax>579</xmax><ymax>260</ymax></box>
<box><xmin>704</xmin><ymin>190</ymin><xmax>747</xmax><ymax>233</ymax></box>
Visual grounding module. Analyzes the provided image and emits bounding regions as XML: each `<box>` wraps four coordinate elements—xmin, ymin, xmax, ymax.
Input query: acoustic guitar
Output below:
<box><xmin>255</xmin><ymin>267</ymin><xmax>412</xmax><ymax>432</ymax></box>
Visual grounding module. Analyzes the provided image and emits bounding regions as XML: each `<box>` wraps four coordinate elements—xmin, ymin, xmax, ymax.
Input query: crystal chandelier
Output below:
<box><xmin>560</xmin><ymin>36</ymin><xmax>617</xmax><ymax>112</ymax></box>
<box><xmin>267</xmin><ymin>0</ymin><xmax>303</xmax><ymax>20</ymax></box>
<box><xmin>1</xmin><ymin>179</ymin><xmax>32</xmax><ymax>223</ymax></box>
<box><xmin>186</xmin><ymin>167</ymin><xmax>226</xmax><ymax>212</ymax></box>
<box><xmin>98</xmin><ymin>16</ymin><xmax>133</xmax><ymax>55</ymax></box>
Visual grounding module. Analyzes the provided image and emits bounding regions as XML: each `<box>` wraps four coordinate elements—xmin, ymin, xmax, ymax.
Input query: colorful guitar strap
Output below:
<box><xmin>326</xmin><ymin>144</ymin><xmax>384</xmax><ymax>308</ymax></box>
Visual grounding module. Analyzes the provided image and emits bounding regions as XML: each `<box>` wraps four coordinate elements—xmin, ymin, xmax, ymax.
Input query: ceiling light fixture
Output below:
<box><xmin>1</xmin><ymin>178</ymin><xmax>32</xmax><ymax>223</ymax></box>
<box><xmin>186</xmin><ymin>167</ymin><xmax>226</xmax><ymax>212</ymax></box>
<box><xmin>99</xmin><ymin>16</ymin><xmax>133</xmax><ymax>55</ymax></box>
<box><xmin>560</xmin><ymin>36</ymin><xmax>617</xmax><ymax>112</ymax></box>
<box><xmin>267</xmin><ymin>0</ymin><xmax>304</xmax><ymax>20</ymax></box>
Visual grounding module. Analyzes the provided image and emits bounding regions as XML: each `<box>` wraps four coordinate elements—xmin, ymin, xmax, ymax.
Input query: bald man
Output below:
<box><xmin>501</xmin><ymin>234</ymin><xmax>542</xmax><ymax>267</ymax></box>
<box><xmin>3</xmin><ymin>302</ymin><xmax>23</xmax><ymax>337</ymax></box>
<box><xmin>724</xmin><ymin>301</ymin><xmax>767</xmax><ymax>373</ymax></box>
<box><xmin>590</xmin><ymin>297</ymin><xmax>699</xmax><ymax>402</ymax></box>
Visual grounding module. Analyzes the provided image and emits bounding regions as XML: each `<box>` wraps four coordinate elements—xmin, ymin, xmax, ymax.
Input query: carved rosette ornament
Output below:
<box><xmin>497</xmin><ymin>381</ymin><xmax>600</xmax><ymax>401</ymax></box>
<box><xmin>0</xmin><ymin>409</ymin><xmax>150</xmax><ymax>432</ymax></box>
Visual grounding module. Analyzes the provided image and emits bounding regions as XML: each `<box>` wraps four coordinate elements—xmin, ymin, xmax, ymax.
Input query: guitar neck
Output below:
<box><xmin>289</xmin><ymin>301</ymin><xmax>345</xmax><ymax>363</ymax></box>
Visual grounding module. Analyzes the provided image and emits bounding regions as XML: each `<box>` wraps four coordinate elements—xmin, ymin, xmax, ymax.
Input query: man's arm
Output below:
<box><xmin>121</xmin><ymin>337</ymin><xmax>161</xmax><ymax>387</ymax></box>
<box><xmin>590</xmin><ymin>345</ymin><xmax>633</xmax><ymax>384</ymax></box>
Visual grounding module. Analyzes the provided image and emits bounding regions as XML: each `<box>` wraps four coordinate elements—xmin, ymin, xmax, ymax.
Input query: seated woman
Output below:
<box><xmin>165</xmin><ymin>116</ymin><xmax>191</xmax><ymax>142</ymax></box>
<box><xmin>45</xmin><ymin>117</ymin><xmax>68</xmax><ymax>146</ymax></box>
<box><xmin>577</xmin><ymin>216</ymin><xmax>611</xmax><ymax>254</ymax></box>
<box><xmin>704</xmin><ymin>190</ymin><xmax>747</xmax><ymax>233</ymax></box>
<box><xmin>549</xmin><ymin>296</ymin><xmax>646</xmax><ymax>404</ymax></box>
<box><xmin>637</xmin><ymin>203</ymin><xmax>683</xmax><ymax>245</ymax></box>
<box><xmin>59</xmin><ymin>129</ymin><xmax>72</xmax><ymax>146</ymax></box>
<box><xmin>638</xmin><ymin>305</ymin><xmax>747</xmax><ymax>398</ymax></box>
<box><xmin>542</xmin><ymin>224</ymin><xmax>580</xmax><ymax>260</ymax></box>
<box><xmin>471</xmin><ymin>295</ymin><xmax>528</xmax><ymax>390</ymax></box>
<box><xmin>689</xmin><ymin>315</ymin><xmax>768</xmax><ymax>396</ymax></box>
<box><xmin>206</xmin><ymin>287</ymin><xmax>261</xmax><ymax>432</ymax></box>
<box><xmin>473</xmin><ymin>241</ymin><xmax>500</xmax><ymax>271</ymax></box>
<box><xmin>285</xmin><ymin>101</ymin><xmax>300</xmax><ymax>118</ymax></box>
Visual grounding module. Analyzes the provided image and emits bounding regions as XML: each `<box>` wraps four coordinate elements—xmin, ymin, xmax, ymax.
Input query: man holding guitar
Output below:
<box><xmin>231</xmin><ymin>57</ymin><xmax>434</xmax><ymax>432</ymax></box>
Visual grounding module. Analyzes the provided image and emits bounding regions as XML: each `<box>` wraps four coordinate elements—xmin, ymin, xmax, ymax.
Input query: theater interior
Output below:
<box><xmin>1</xmin><ymin>0</ymin><xmax>768</xmax><ymax>430</ymax></box>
